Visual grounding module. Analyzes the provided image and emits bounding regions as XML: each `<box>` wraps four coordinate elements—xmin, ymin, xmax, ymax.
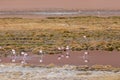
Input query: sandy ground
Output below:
<box><xmin>0</xmin><ymin>64</ymin><xmax>120</xmax><ymax>80</ymax></box>
<box><xmin>0</xmin><ymin>0</ymin><xmax>120</xmax><ymax>11</ymax></box>
<box><xmin>1</xmin><ymin>51</ymin><xmax>120</xmax><ymax>67</ymax></box>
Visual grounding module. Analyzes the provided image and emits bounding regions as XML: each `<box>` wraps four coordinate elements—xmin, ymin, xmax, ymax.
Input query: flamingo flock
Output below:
<box><xmin>57</xmin><ymin>46</ymin><xmax>70</xmax><ymax>60</ymax></box>
<box><xmin>0</xmin><ymin>44</ymin><xmax>89</xmax><ymax>64</ymax></box>
<box><xmin>20</xmin><ymin>51</ymin><xmax>28</xmax><ymax>64</ymax></box>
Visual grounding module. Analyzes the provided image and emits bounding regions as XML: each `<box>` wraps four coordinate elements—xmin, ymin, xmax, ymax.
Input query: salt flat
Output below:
<box><xmin>0</xmin><ymin>64</ymin><xmax>120</xmax><ymax>80</ymax></box>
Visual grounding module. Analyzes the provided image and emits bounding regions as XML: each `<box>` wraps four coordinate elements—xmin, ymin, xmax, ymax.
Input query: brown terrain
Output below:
<box><xmin>0</xmin><ymin>0</ymin><xmax>120</xmax><ymax>11</ymax></box>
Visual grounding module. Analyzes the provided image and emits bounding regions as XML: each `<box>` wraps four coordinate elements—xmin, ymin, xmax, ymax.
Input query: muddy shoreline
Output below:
<box><xmin>0</xmin><ymin>63</ymin><xmax>120</xmax><ymax>80</ymax></box>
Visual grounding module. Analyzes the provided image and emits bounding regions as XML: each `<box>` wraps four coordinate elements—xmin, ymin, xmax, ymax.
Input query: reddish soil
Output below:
<box><xmin>0</xmin><ymin>0</ymin><xmax>120</xmax><ymax>11</ymax></box>
<box><xmin>1</xmin><ymin>51</ymin><xmax>120</xmax><ymax>67</ymax></box>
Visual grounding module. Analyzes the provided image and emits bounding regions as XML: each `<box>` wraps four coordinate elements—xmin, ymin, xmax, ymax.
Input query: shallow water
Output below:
<box><xmin>0</xmin><ymin>51</ymin><xmax>120</xmax><ymax>67</ymax></box>
<box><xmin>0</xmin><ymin>10</ymin><xmax>120</xmax><ymax>16</ymax></box>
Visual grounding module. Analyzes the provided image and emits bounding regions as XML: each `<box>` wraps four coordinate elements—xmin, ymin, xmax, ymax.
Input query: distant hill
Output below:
<box><xmin>0</xmin><ymin>0</ymin><xmax>120</xmax><ymax>11</ymax></box>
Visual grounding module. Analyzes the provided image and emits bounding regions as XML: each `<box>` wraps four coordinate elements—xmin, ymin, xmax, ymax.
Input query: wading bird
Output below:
<box><xmin>21</xmin><ymin>52</ymin><xmax>28</xmax><ymax>64</ymax></box>
<box><xmin>65</xmin><ymin>54</ymin><xmax>70</xmax><ymax>58</ymax></box>
<box><xmin>84</xmin><ymin>59</ymin><xmax>88</xmax><ymax>63</ymax></box>
<box><xmin>66</xmin><ymin>46</ymin><xmax>70</xmax><ymax>51</ymax></box>
<box><xmin>83</xmin><ymin>51</ymin><xmax>88</xmax><ymax>59</ymax></box>
<box><xmin>39</xmin><ymin>49</ymin><xmax>44</xmax><ymax>63</ymax></box>
<box><xmin>57</xmin><ymin>47</ymin><xmax>64</xmax><ymax>59</ymax></box>
<box><xmin>11</xmin><ymin>49</ymin><xmax>16</xmax><ymax>62</ymax></box>
<box><xmin>65</xmin><ymin>46</ymin><xmax>70</xmax><ymax>59</ymax></box>
<box><xmin>83</xmin><ymin>36</ymin><xmax>87</xmax><ymax>39</ymax></box>
<box><xmin>57</xmin><ymin>55</ymin><xmax>61</xmax><ymax>60</ymax></box>
<box><xmin>83</xmin><ymin>51</ymin><xmax>89</xmax><ymax>63</ymax></box>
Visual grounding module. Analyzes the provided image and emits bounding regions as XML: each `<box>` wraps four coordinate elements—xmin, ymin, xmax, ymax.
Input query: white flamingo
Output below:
<box><xmin>57</xmin><ymin>47</ymin><xmax>64</xmax><ymax>59</ymax></box>
<box><xmin>83</xmin><ymin>51</ymin><xmax>89</xmax><ymax>63</ymax></box>
<box><xmin>66</xmin><ymin>46</ymin><xmax>70</xmax><ymax>51</ymax></box>
<box><xmin>40</xmin><ymin>58</ymin><xmax>43</xmax><ymax>63</ymax></box>
<box><xmin>84</xmin><ymin>59</ymin><xmax>88</xmax><ymax>63</ymax></box>
<box><xmin>21</xmin><ymin>52</ymin><xmax>28</xmax><ymax>64</ymax></box>
<box><xmin>65</xmin><ymin>46</ymin><xmax>70</xmax><ymax>58</ymax></box>
<box><xmin>83</xmin><ymin>51</ymin><xmax>88</xmax><ymax>59</ymax></box>
<box><xmin>39</xmin><ymin>50</ymin><xmax>43</xmax><ymax>54</ymax></box>
<box><xmin>58</xmin><ymin>47</ymin><xmax>61</xmax><ymax>51</ymax></box>
<box><xmin>11</xmin><ymin>49</ymin><xmax>16</xmax><ymax>62</ymax></box>
<box><xmin>39</xmin><ymin>49</ymin><xmax>44</xmax><ymax>63</ymax></box>
<box><xmin>57</xmin><ymin>55</ymin><xmax>61</xmax><ymax>60</ymax></box>
<box><xmin>65</xmin><ymin>54</ymin><xmax>70</xmax><ymax>58</ymax></box>
<box><xmin>84</xmin><ymin>51</ymin><xmax>88</xmax><ymax>55</ymax></box>
<box><xmin>83</xmin><ymin>36</ymin><xmax>87</xmax><ymax>39</ymax></box>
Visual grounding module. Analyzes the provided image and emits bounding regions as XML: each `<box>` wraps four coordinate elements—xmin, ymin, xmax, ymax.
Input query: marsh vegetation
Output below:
<box><xmin>0</xmin><ymin>16</ymin><xmax>119</xmax><ymax>55</ymax></box>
